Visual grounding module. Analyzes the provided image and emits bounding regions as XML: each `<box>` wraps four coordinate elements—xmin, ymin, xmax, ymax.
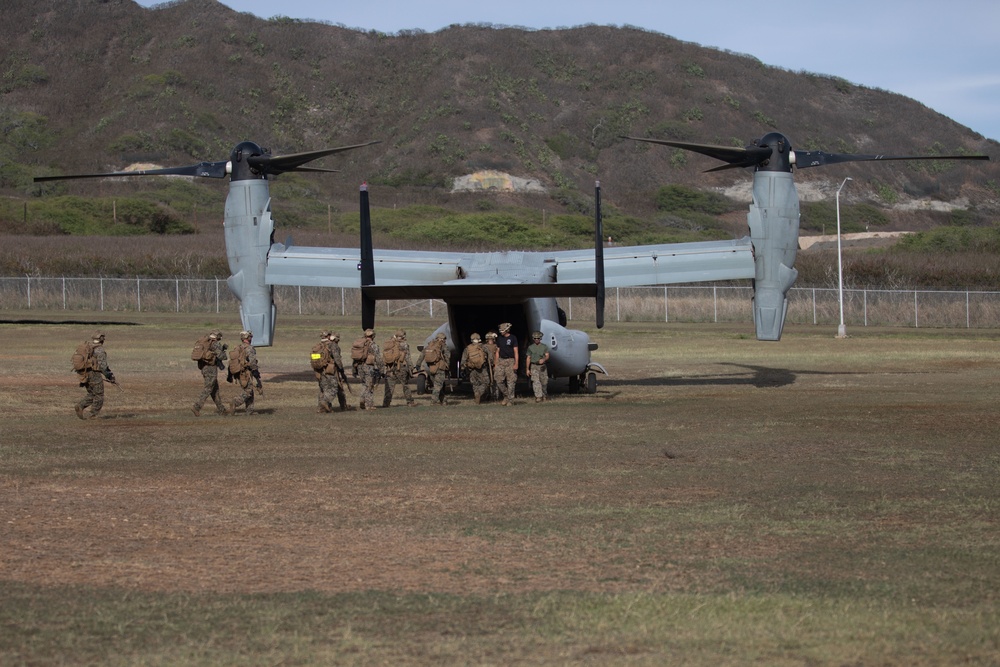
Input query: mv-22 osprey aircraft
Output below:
<box><xmin>35</xmin><ymin>134</ymin><xmax>988</xmax><ymax>392</ymax></box>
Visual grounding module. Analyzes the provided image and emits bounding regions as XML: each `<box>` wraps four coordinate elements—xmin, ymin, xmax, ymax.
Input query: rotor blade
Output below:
<box><xmin>34</xmin><ymin>160</ymin><xmax>229</xmax><ymax>183</ymax></box>
<box><xmin>795</xmin><ymin>151</ymin><xmax>990</xmax><ymax>169</ymax></box>
<box><xmin>621</xmin><ymin>136</ymin><xmax>771</xmax><ymax>170</ymax></box>
<box><xmin>251</xmin><ymin>140</ymin><xmax>381</xmax><ymax>175</ymax></box>
<box><xmin>284</xmin><ymin>166</ymin><xmax>341</xmax><ymax>174</ymax></box>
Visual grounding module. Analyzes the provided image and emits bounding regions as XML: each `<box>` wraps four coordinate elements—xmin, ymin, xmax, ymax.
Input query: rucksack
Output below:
<box><xmin>229</xmin><ymin>344</ymin><xmax>247</xmax><ymax>374</ymax></box>
<box><xmin>191</xmin><ymin>336</ymin><xmax>216</xmax><ymax>364</ymax></box>
<box><xmin>310</xmin><ymin>341</ymin><xmax>331</xmax><ymax>371</ymax></box>
<box><xmin>423</xmin><ymin>340</ymin><xmax>442</xmax><ymax>365</ymax></box>
<box><xmin>465</xmin><ymin>343</ymin><xmax>486</xmax><ymax>370</ymax></box>
<box><xmin>71</xmin><ymin>341</ymin><xmax>94</xmax><ymax>373</ymax></box>
<box><xmin>383</xmin><ymin>338</ymin><xmax>401</xmax><ymax>365</ymax></box>
<box><xmin>350</xmin><ymin>337</ymin><xmax>370</xmax><ymax>363</ymax></box>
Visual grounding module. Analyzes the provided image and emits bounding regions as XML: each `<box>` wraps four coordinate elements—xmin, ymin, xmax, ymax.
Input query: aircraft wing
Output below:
<box><xmin>266</xmin><ymin>237</ymin><xmax>754</xmax><ymax>298</ymax></box>
<box><xmin>265</xmin><ymin>244</ymin><xmax>466</xmax><ymax>287</ymax></box>
<box><xmin>552</xmin><ymin>237</ymin><xmax>755</xmax><ymax>287</ymax></box>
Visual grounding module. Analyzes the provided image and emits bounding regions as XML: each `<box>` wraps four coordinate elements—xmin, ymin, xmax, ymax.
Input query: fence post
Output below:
<box><xmin>100</xmin><ymin>278</ymin><xmax>104</xmax><ymax>312</ymax></box>
<box><xmin>616</xmin><ymin>287</ymin><xmax>620</xmax><ymax>322</ymax></box>
<box><xmin>914</xmin><ymin>291</ymin><xmax>918</xmax><ymax>328</ymax></box>
<box><xmin>63</xmin><ymin>277</ymin><xmax>67</xmax><ymax>310</ymax></box>
<box><xmin>967</xmin><ymin>290</ymin><xmax>971</xmax><ymax>328</ymax></box>
<box><xmin>26</xmin><ymin>275</ymin><xmax>31</xmax><ymax>309</ymax></box>
<box><xmin>216</xmin><ymin>278</ymin><xmax>220</xmax><ymax>313</ymax></box>
<box><xmin>175</xmin><ymin>279</ymin><xmax>180</xmax><ymax>312</ymax></box>
<box><xmin>812</xmin><ymin>288</ymin><xmax>817</xmax><ymax>325</ymax></box>
<box><xmin>664</xmin><ymin>286</ymin><xmax>668</xmax><ymax>323</ymax></box>
<box><xmin>137</xmin><ymin>277</ymin><xmax>141</xmax><ymax>312</ymax></box>
<box><xmin>864</xmin><ymin>289</ymin><xmax>868</xmax><ymax>327</ymax></box>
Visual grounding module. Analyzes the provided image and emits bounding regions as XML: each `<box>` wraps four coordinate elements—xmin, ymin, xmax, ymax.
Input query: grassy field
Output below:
<box><xmin>1</xmin><ymin>313</ymin><xmax>998</xmax><ymax>665</ymax></box>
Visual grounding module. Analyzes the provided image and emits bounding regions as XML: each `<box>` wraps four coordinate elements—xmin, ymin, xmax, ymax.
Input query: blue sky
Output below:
<box><xmin>137</xmin><ymin>0</ymin><xmax>1000</xmax><ymax>142</ymax></box>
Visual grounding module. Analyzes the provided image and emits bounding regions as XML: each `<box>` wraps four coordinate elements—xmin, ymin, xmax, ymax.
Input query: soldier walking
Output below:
<box><xmin>312</xmin><ymin>330</ymin><xmax>340</xmax><ymax>413</ymax></box>
<box><xmin>525</xmin><ymin>330</ymin><xmax>551</xmax><ymax>402</ymax></box>
<box><xmin>494</xmin><ymin>322</ymin><xmax>518</xmax><ymax>406</ymax></box>
<box><xmin>74</xmin><ymin>331</ymin><xmax>115</xmax><ymax>419</ymax></box>
<box><xmin>461</xmin><ymin>332</ymin><xmax>490</xmax><ymax>404</ymax></box>
<box><xmin>328</xmin><ymin>332</ymin><xmax>351</xmax><ymax>411</ymax></box>
<box><xmin>382</xmin><ymin>329</ymin><xmax>415</xmax><ymax>408</ymax></box>
<box><xmin>230</xmin><ymin>330</ymin><xmax>262</xmax><ymax>415</ymax></box>
<box><xmin>192</xmin><ymin>329</ymin><xmax>228</xmax><ymax>416</ymax></box>
<box><xmin>415</xmin><ymin>332</ymin><xmax>450</xmax><ymax>405</ymax></box>
<box><xmin>483</xmin><ymin>331</ymin><xmax>499</xmax><ymax>402</ymax></box>
<box><xmin>352</xmin><ymin>328</ymin><xmax>384</xmax><ymax>411</ymax></box>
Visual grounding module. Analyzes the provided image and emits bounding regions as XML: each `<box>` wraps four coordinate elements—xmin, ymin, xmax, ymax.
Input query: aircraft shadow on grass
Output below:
<box><xmin>607</xmin><ymin>363</ymin><xmax>875</xmax><ymax>390</ymax></box>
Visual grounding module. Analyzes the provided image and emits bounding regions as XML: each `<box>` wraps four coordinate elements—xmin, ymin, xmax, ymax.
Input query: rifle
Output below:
<box><xmin>338</xmin><ymin>367</ymin><xmax>353</xmax><ymax>394</ymax></box>
<box><xmin>104</xmin><ymin>372</ymin><xmax>125</xmax><ymax>393</ymax></box>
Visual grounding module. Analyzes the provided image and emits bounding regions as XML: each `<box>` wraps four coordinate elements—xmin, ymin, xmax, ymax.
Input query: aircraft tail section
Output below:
<box><xmin>747</xmin><ymin>171</ymin><xmax>800</xmax><ymax>341</ymax></box>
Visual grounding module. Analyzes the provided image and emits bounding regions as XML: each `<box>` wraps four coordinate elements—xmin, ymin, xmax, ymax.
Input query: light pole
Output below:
<box><xmin>835</xmin><ymin>177</ymin><xmax>852</xmax><ymax>338</ymax></box>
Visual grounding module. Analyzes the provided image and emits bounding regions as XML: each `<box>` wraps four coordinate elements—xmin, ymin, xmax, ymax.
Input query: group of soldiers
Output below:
<box><xmin>72</xmin><ymin>322</ymin><xmax>552</xmax><ymax>419</ymax></box>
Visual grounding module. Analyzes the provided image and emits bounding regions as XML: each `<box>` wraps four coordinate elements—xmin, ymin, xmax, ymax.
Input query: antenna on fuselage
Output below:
<box><xmin>359</xmin><ymin>182</ymin><xmax>376</xmax><ymax>330</ymax></box>
<box><xmin>594</xmin><ymin>180</ymin><xmax>606</xmax><ymax>329</ymax></box>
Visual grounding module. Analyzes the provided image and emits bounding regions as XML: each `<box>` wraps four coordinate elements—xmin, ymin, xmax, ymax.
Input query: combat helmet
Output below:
<box><xmin>470</xmin><ymin>332</ymin><xmax>481</xmax><ymax>343</ymax></box>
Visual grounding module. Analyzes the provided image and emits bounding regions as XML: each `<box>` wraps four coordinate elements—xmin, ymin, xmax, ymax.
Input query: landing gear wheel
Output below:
<box><xmin>416</xmin><ymin>373</ymin><xmax>427</xmax><ymax>395</ymax></box>
<box><xmin>585</xmin><ymin>372</ymin><xmax>597</xmax><ymax>394</ymax></box>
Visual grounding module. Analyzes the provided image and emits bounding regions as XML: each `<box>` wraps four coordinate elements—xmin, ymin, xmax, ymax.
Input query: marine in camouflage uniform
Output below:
<box><xmin>525</xmin><ymin>331</ymin><xmax>550</xmax><ymax>402</ymax></box>
<box><xmin>382</xmin><ymin>329</ymin><xmax>415</xmax><ymax>408</ymax></box>
<box><xmin>460</xmin><ymin>332</ymin><xmax>490</xmax><ymax>404</ymax></box>
<box><xmin>75</xmin><ymin>331</ymin><xmax>115</xmax><ymax>419</ymax></box>
<box><xmin>415</xmin><ymin>332</ymin><xmax>451</xmax><ymax>405</ymax></box>
<box><xmin>328</xmin><ymin>332</ymin><xmax>350</xmax><ymax>411</ymax></box>
<box><xmin>315</xmin><ymin>331</ymin><xmax>340</xmax><ymax>413</ymax></box>
<box><xmin>192</xmin><ymin>330</ymin><xmax>229</xmax><ymax>416</ymax></box>
<box><xmin>230</xmin><ymin>330</ymin><xmax>261</xmax><ymax>415</ymax></box>
<box><xmin>354</xmin><ymin>328</ymin><xmax>384</xmax><ymax>411</ymax></box>
<box><xmin>483</xmin><ymin>331</ymin><xmax>499</xmax><ymax>402</ymax></box>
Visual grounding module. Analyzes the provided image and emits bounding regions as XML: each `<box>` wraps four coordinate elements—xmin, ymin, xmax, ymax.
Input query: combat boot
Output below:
<box><xmin>75</xmin><ymin>404</ymin><xmax>85</xmax><ymax>420</ymax></box>
<box><xmin>192</xmin><ymin>403</ymin><xmax>201</xmax><ymax>417</ymax></box>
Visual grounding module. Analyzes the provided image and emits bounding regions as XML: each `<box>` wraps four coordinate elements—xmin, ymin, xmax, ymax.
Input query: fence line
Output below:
<box><xmin>2</xmin><ymin>276</ymin><xmax>1000</xmax><ymax>329</ymax></box>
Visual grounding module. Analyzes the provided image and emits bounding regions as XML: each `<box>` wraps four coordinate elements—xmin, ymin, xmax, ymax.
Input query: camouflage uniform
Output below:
<box><xmin>483</xmin><ymin>332</ymin><xmax>499</xmax><ymax>402</ymax></box>
<box><xmin>416</xmin><ymin>332</ymin><xmax>451</xmax><ymax>405</ymax></box>
<box><xmin>526</xmin><ymin>332</ymin><xmax>550</xmax><ymax>402</ymax></box>
<box><xmin>231</xmin><ymin>331</ymin><xmax>261</xmax><ymax>415</ymax></box>
<box><xmin>315</xmin><ymin>331</ymin><xmax>339</xmax><ymax>413</ymax></box>
<box><xmin>382</xmin><ymin>329</ymin><xmax>415</xmax><ymax>408</ymax></box>
<box><xmin>354</xmin><ymin>329</ymin><xmax>384</xmax><ymax>411</ymax></box>
<box><xmin>192</xmin><ymin>330</ymin><xmax>228</xmax><ymax>416</ymax></box>
<box><xmin>460</xmin><ymin>333</ymin><xmax>490</xmax><ymax>404</ymax></box>
<box><xmin>75</xmin><ymin>332</ymin><xmax>114</xmax><ymax>419</ymax></box>
<box><xmin>329</xmin><ymin>333</ymin><xmax>350</xmax><ymax>411</ymax></box>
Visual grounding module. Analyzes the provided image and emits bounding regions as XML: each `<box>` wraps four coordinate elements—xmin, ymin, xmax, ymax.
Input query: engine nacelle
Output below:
<box><xmin>223</xmin><ymin>179</ymin><xmax>276</xmax><ymax>345</ymax></box>
<box><xmin>747</xmin><ymin>171</ymin><xmax>800</xmax><ymax>341</ymax></box>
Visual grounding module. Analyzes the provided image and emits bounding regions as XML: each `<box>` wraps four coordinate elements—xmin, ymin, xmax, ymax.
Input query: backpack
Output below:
<box><xmin>310</xmin><ymin>341</ymin><xmax>331</xmax><ymax>372</ymax></box>
<box><xmin>191</xmin><ymin>336</ymin><xmax>216</xmax><ymax>364</ymax></box>
<box><xmin>423</xmin><ymin>340</ymin><xmax>442</xmax><ymax>365</ymax></box>
<box><xmin>229</xmin><ymin>344</ymin><xmax>247</xmax><ymax>374</ymax></box>
<box><xmin>383</xmin><ymin>338</ymin><xmax>401</xmax><ymax>365</ymax></box>
<box><xmin>71</xmin><ymin>341</ymin><xmax>94</xmax><ymax>373</ymax></box>
<box><xmin>350</xmin><ymin>337</ymin><xmax>370</xmax><ymax>363</ymax></box>
<box><xmin>465</xmin><ymin>343</ymin><xmax>486</xmax><ymax>370</ymax></box>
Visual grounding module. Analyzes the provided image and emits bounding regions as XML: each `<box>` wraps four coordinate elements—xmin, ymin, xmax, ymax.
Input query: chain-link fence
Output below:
<box><xmin>2</xmin><ymin>276</ymin><xmax>1000</xmax><ymax>329</ymax></box>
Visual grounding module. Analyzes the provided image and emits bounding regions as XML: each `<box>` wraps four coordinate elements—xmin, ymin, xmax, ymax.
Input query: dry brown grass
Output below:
<box><xmin>1</xmin><ymin>314</ymin><xmax>999</xmax><ymax>665</ymax></box>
